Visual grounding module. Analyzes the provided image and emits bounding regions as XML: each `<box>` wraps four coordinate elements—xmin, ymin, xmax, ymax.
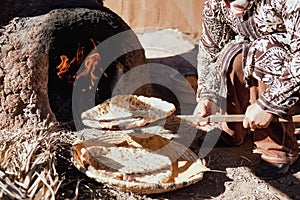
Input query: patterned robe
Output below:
<box><xmin>197</xmin><ymin>0</ymin><xmax>300</xmax><ymax>116</ymax></box>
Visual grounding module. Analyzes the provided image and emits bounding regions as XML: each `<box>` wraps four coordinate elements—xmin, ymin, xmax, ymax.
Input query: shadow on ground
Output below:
<box><xmin>150</xmin><ymin>133</ymin><xmax>300</xmax><ymax>200</ymax></box>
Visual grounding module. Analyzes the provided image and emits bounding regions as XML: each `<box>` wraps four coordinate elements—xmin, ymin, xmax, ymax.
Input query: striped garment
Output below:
<box><xmin>197</xmin><ymin>0</ymin><xmax>300</xmax><ymax>116</ymax></box>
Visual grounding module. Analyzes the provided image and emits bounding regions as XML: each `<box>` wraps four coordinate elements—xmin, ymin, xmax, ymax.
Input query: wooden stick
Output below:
<box><xmin>172</xmin><ymin>114</ymin><xmax>300</xmax><ymax>123</ymax></box>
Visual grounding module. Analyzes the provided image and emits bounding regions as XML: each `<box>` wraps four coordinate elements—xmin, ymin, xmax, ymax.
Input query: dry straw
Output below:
<box><xmin>0</xmin><ymin>123</ymin><xmax>74</xmax><ymax>200</ymax></box>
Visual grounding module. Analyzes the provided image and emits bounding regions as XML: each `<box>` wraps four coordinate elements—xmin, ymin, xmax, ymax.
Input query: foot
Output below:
<box><xmin>254</xmin><ymin>160</ymin><xmax>290</xmax><ymax>180</ymax></box>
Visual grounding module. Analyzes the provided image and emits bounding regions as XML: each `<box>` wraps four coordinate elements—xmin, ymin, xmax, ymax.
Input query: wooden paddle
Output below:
<box><xmin>169</xmin><ymin>114</ymin><xmax>300</xmax><ymax>134</ymax></box>
<box><xmin>171</xmin><ymin>114</ymin><xmax>300</xmax><ymax>123</ymax></box>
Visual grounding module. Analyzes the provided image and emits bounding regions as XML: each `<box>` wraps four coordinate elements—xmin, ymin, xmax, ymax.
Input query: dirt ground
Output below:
<box><xmin>153</xmin><ymin>133</ymin><xmax>300</xmax><ymax>200</ymax></box>
<box><xmin>56</xmin><ymin>127</ymin><xmax>300</xmax><ymax>200</ymax></box>
<box><xmin>56</xmin><ymin>29</ymin><xmax>300</xmax><ymax>200</ymax></box>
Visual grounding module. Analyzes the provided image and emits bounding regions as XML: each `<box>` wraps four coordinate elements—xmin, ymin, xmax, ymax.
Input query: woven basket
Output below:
<box><xmin>72</xmin><ymin>132</ymin><xmax>207</xmax><ymax>194</ymax></box>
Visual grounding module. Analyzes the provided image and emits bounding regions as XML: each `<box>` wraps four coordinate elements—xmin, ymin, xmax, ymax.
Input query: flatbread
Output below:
<box><xmin>81</xmin><ymin>95</ymin><xmax>176</xmax><ymax>129</ymax></box>
<box><xmin>72</xmin><ymin>138</ymin><xmax>173</xmax><ymax>184</ymax></box>
<box><xmin>72</xmin><ymin>133</ymin><xmax>208</xmax><ymax>194</ymax></box>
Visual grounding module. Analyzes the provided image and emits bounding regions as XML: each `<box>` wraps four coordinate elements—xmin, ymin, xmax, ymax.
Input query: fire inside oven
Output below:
<box><xmin>48</xmin><ymin>30</ymin><xmax>117</xmax><ymax>123</ymax></box>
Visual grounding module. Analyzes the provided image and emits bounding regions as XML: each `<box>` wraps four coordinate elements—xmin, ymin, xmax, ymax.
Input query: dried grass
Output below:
<box><xmin>0</xmin><ymin>123</ymin><xmax>75</xmax><ymax>200</ymax></box>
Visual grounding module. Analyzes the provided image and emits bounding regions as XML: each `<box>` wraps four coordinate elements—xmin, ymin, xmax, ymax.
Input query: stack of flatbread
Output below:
<box><xmin>81</xmin><ymin>95</ymin><xmax>176</xmax><ymax>129</ymax></box>
<box><xmin>74</xmin><ymin>95</ymin><xmax>208</xmax><ymax>194</ymax></box>
<box><xmin>72</xmin><ymin>133</ymin><xmax>208</xmax><ymax>194</ymax></box>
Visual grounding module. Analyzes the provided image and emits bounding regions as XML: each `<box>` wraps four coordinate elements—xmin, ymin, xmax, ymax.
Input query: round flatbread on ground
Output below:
<box><xmin>72</xmin><ymin>134</ymin><xmax>173</xmax><ymax>184</ymax></box>
<box><xmin>72</xmin><ymin>133</ymin><xmax>207</xmax><ymax>194</ymax></box>
<box><xmin>79</xmin><ymin>145</ymin><xmax>172</xmax><ymax>183</ymax></box>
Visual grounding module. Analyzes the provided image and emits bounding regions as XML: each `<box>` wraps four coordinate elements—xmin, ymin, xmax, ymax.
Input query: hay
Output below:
<box><xmin>0</xmin><ymin>123</ymin><xmax>75</xmax><ymax>200</ymax></box>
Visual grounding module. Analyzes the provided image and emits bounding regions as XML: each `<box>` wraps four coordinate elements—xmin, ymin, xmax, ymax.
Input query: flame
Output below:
<box><xmin>76</xmin><ymin>52</ymin><xmax>100</xmax><ymax>87</ymax></box>
<box><xmin>56</xmin><ymin>38</ymin><xmax>107</xmax><ymax>89</ymax></box>
<box><xmin>56</xmin><ymin>44</ymin><xmax>84</xmax><ymax>79</ymax></box>
<box><xmin>76</xmin><ymin>38</ymin><xmax>108</xmax><ymax>88</ymax></box>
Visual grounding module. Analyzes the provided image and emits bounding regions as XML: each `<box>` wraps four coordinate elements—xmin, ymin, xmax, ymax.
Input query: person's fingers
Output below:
<box><xmin>192</xmin><ymin>117</ymin><xmax>209</xmax><ymax>127</ymax></box>
<box><xmin>199</xmin><ymin>121</ymin><xmax>209</xmax><ymax>126</ymax></box>
<box><xmin>192</xmin><ymin>122</ymin><xmax>199</xmax><ymax>127</ymax></box>
<box><xmin>249</xmin><ymin>120</ymin><xmax>256</xmax><ymax>131</ymax></box>
<box><xmin>243</xmin><ymin>117</ymin><xmax>250</xmax><ymax>129</ymax></box>
<box><xmin>193</xmin><ymin>106</ymin><xmax>204</xmax><ymax>116</ymax></box>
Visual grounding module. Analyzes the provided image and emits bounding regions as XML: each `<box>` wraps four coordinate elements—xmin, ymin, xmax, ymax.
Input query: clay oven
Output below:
<box><xmin>0</xmin><ymin>0</ymin><xmax>149</xmax><ymax>132</ymax></box>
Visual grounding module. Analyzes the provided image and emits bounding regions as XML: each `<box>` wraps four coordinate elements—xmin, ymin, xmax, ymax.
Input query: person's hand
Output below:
<box><xmin>193</xmin><ymin>99</ymin><xmax>218</xmax><ymax>126</ymax></box>
<box><xmin>243</xmin><ymin>103</ymin><xmax>274</xmax><ymax>130</ymax></box>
